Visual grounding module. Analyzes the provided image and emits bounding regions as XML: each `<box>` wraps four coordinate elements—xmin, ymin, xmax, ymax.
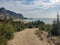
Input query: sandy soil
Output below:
<box><xmin>8</xmin><ymin>28</ymin><xmax>54</xmax><ymax>45</ymax></box>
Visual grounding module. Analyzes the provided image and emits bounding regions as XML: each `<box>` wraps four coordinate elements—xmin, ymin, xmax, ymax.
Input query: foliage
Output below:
<box><xmin>0</xmin><ymin>18</ymin><xmax>15</xmax><ymax>45</ymax></box>
<box><xmin>4</xmin><ymin>23</ymin><xmax>14</xmax><ymax>40</ymax></box>
<box><xmin>26</xmin><ymin>20</ymin><xmax>45</xmax><ymax>28</ymax></box>
<box><xmin>0</xmin><ymin>17</ymin><xmax>26</xmax><ymax>45</ymax></box>
<box><xmin>13</xmin><ymin>21</ymin><xmax>25</xmax><ymax>32</ymax></box>
<box><xmin>26</xmin><ymin>20</ymin><xmax>51</xmax><ymax>32</ymax></box>
<box><xmin>50</xmin><ymin>18</ymin><xmax>60</xmax><ymax>36</ymax></box>
<box><xmin>51</xmin><ymin>23</ymin><xmax>60</xmax><ymax>36</ymax></box>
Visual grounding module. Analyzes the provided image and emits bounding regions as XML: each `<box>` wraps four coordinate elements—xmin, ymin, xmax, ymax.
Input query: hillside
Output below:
<box><xmin>8</xmin><ymin>28</ymin><xmax>54</xmax><ymax>45</ymax></box>
<box><xmin>0</xmin><ymin>7</ymin><xmax>26</xmax><ymax>20</ymax></box>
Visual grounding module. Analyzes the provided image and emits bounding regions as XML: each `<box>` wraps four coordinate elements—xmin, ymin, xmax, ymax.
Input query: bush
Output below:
<box><xmin>13</xmin><ymin>21</ymin><xmax>25</xmax><ymax>32</ymax></box>
<box><xmin>26</xmin><ymin>20</ymin><xmax>45</xmax><ymax>28</ymax></box>
<box><xmin>0</xmin><ymin>18</ymin><xmax>15</xmax><ymax>45</ymax></box>
<box><xmin>4</xmin><ymin>23</ymin><xmax>14</xmax><ymax>40</ymax></box>
<box><xmin>0</xmin><ymin>34</ymin><xmax>7</xmax><ymax>45</ymax></box>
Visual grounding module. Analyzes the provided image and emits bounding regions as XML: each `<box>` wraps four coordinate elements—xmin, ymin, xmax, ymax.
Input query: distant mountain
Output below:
<box><xmin>0</xmin><ymin>7</ymin><xmax>26</xmax><ymax>20</ymax></box>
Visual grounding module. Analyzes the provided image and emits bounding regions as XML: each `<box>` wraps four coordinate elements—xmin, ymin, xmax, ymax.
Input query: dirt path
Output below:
<box><xmin>8</xmin><ymin>28</ymin><xmax>52</xmax><ymax>45</ymax></box>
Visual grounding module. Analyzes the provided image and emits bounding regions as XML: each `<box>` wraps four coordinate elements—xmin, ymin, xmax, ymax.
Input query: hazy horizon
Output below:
<box><xmin>0</xmin><ymin>0</ymin><xmax>60</xmax><ymax>18</ymax></box>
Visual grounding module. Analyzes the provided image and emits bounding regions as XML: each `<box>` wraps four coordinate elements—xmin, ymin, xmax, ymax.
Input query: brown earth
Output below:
<box><xmin>8</xmin><ymin>28</ymin><xmax>54</xmax><ymax>45</ymax></box>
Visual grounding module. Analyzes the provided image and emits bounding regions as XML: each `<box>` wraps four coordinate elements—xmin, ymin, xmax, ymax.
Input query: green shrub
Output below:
<box><xmin>4</xmin><ymin>23</ymin><xmax>14</xmax><ymax>40</ymax></box>
<box><xmin>0</xmin><ymin>18</ymin><xmax>15</xmax><ymax>45</ymax></box>
<box><xmin>0</xmin><ymin>34</ymin><xmax>7</xmax><ymax>45</ymax></box>
<box><xmin>13</xmin><ymin>21</ymin><xmax>25</xmax><ymax>32</ymax></box>
<box><xmin>26</xmin><ymin>20</ymin><xmax>45</xmax><ymax>28</ymax></box>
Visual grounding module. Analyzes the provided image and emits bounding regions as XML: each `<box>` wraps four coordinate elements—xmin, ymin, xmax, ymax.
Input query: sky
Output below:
<box><xmin>0</xmin><ymin>0</ymin><xmax>60</xmax><ymax>18</ymax></box>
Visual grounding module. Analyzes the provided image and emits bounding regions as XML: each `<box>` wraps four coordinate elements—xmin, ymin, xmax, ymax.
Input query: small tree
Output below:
<box><xmin>51</xmin><ymin>13</ymin><xmax>60</xmax><ymax>36</ymax></box>
<box><xmin>51</xmin><ymin>19</ymin><xmax>59</xmax><ymax>36</ymax></box>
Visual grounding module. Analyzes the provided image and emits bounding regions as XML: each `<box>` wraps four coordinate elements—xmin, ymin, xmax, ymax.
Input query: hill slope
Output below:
<box><xmin>0</xmin><ymin>7</ymin><xmax>26</xmax><ymax>20</ymax></box>
<box><xmin>8</xmin><ymin>28</ymin><xmax>54</xmax><ymax>45</ymax></box>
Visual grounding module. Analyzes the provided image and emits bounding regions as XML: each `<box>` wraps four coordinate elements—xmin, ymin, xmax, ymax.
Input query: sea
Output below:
<box><xmin>23</xmin><ymin>18</ymin><xmax>56</xmax><ymax>24</ymax></box>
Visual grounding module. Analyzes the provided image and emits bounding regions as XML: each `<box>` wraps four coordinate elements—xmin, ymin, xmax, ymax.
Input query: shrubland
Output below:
<box><xmin>0</xmin><ymin>18</ymin><xmax>25</xmax><ymax>45</ymax></box>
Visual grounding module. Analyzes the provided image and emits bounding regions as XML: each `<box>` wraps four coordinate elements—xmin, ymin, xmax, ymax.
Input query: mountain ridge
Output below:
<box><xmin>0</xmin><ymin>7</ymin><xmax>26</xmax><ymax>20</ymax></box>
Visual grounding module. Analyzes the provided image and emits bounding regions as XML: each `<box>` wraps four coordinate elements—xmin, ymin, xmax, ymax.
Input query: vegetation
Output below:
<box><xmin>50</xmin><ymin>15</ymin><xmax>60</xmax><ymax>36</ymax></box>
<box><xmin>0</xmin><ymin>18</ymin><xmax>15</xmax><ymax>45</ymax></box>
<box><xmin>13</xmin><ymin>21</ymin><xmax>25</xmax><ymax>32</ymax></box>
<box><xmin>0</xmin><ymin>13</ymin><xmax>60</xmax><ymax>45</ymax></box>
<box><xmin>26</xmin><ymin>20</ymin><xmax>51</xmax><ymax>32</ymax></box>
<box><xmin>0</xmin><ymin>17</ymin><xmax>25</xmax><ymax>45</ymax></box>
<box><xmin>27</xmin><ymin>15</ymin><xmax>60</xmax><ymax>36</ymax></box>
<box><xmin>26</xmin><ymin>20</ymin><xmax>45</xmax><ymax>28</ymax></box>
<box><xmin>35</xmin><ymin>30</ymin><xmax>44</xmax><ymax>41</ymax></box>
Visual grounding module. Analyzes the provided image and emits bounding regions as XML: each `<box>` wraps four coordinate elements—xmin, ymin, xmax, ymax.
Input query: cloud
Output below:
<box><xmin>0</xmin><ymin>0</ymin><xmax>60</xmax><ymax>10</ymax></box>
<box><xmin>16</xmin><ymin>0</ymin><xmax>60</xmax><ymax>11</ymax></box>
<box><xmin>0</xmin><ymin>0</ymin><xmax>60</xmax><ymax>12</ymax></box>
<box><xmin>0</xmin><ymin>0</ymin><xmax>60</xmax><ymax>18</ymax></box>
